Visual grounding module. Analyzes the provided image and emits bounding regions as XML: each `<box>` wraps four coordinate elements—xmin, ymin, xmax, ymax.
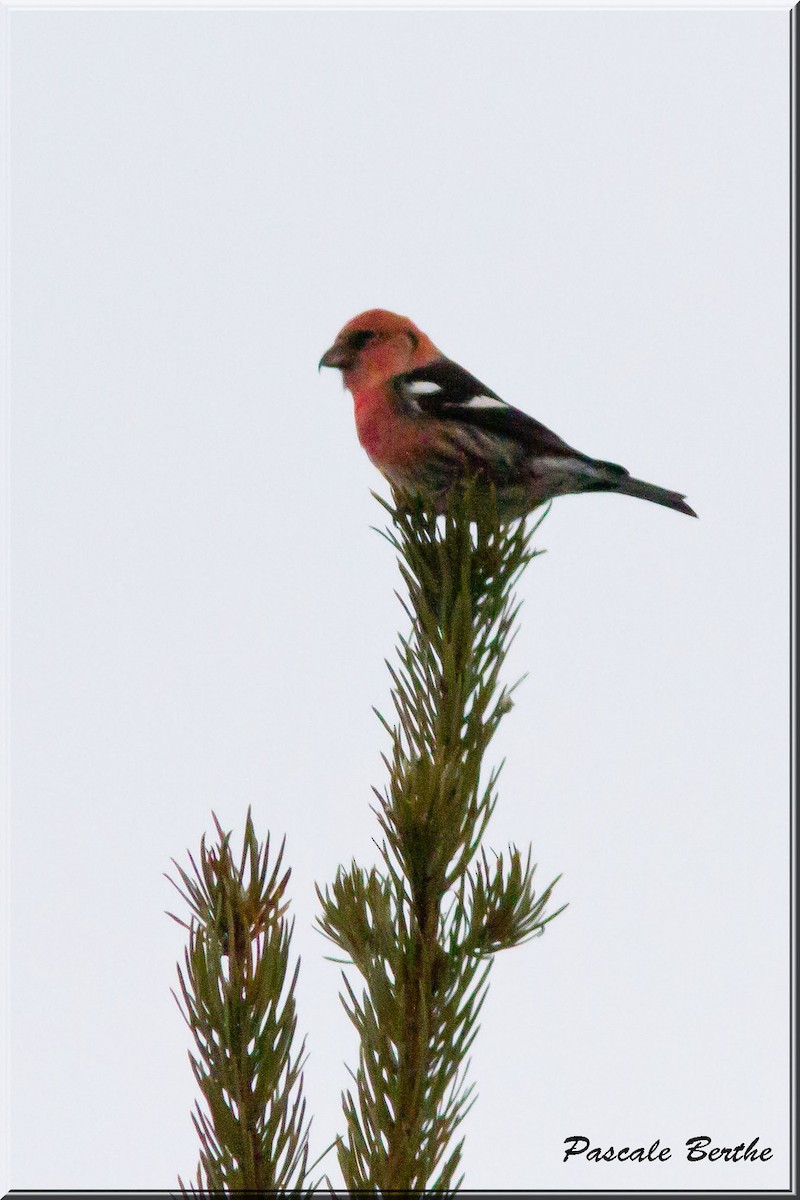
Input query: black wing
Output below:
<box><xmin>394</xmin><ymin>358</ymin><xmax>588</xmax><ymax>461</ymax></box>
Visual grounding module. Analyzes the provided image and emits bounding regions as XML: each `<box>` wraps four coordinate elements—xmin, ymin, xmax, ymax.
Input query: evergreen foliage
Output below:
<box><xmin>317</xmin><ymin>483</ymin><xmax>565</xmax><ymax>1190</ymax></box>
<box><xmin>169</xmin><ymin>482</ymin><xmax>564</xmax><ymax>1191</ymax></box>
<box><xmin>168</xmin><ymin>811</ymin><xmax>311</xmax><ymax>1192</ymax></box>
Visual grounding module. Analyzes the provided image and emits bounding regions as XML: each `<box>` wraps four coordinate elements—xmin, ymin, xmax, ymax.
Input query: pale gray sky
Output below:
<box><xmin>7</xmin><ymin>6</ymin><xmax>791</xmax><ymax>1190</ymax></box>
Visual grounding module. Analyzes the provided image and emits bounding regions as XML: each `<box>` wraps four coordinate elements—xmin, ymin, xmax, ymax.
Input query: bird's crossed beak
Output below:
<box><xmin>318</xmin><ymin>340</ymin><xmax>354</xmax><ymax>372</ymax></box>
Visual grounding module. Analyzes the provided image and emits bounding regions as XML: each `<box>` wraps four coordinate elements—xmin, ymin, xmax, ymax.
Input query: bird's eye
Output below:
<box><xmin>349</xmin><ymin>330</ymin><xmax>375</xmax><ymax>351</ymax></box>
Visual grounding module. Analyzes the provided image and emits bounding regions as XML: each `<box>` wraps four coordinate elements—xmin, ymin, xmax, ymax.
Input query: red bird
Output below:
<box><xmin>320</xmin><ymin>309</ymin><xmax>696</xmax><ymax>520</ymax></box>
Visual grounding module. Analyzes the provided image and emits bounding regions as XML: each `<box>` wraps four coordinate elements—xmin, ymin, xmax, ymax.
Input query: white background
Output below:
<box><xmin>6</xmin><ymin>5</ymin><xmax>791</xmax><ymax>1190</ymax></box>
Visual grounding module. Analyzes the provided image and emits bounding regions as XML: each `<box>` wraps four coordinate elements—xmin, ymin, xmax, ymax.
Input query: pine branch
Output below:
<box><xmin>318</xmin><ymin>482</ymin><xmax>565</xmax><ymax>1190</ymax></box>
<box><xmin>167</xmin><ymin>808</ymin><xmax>311</xmax><ymax>1192</ymax></box>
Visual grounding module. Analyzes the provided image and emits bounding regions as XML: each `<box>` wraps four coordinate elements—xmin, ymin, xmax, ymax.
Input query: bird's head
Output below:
<box><xmin>319</xmin><ymin>309</ymin><xmax>438</xmax><ymax>388</ymax></box>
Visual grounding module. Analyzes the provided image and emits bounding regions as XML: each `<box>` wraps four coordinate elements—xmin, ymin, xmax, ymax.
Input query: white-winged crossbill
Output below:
<box><xmin>320</xmin><ymin>309</ymin><xmax>696</xmax><ymax>520</ymax></box>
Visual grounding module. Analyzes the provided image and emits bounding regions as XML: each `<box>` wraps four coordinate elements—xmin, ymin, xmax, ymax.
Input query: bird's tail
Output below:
<box><xmin>609</xmin><ymin>471</ymin><xmax>697</xmax><ymax>517</ymax></box>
